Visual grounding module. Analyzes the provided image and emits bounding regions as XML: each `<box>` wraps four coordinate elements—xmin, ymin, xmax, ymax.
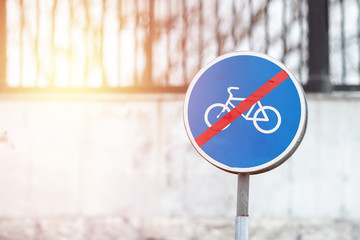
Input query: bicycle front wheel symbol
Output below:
<box><xmin>252</xmin><ymin>106</ymin><xmax>281</xmax><ymax>134</ymax></box>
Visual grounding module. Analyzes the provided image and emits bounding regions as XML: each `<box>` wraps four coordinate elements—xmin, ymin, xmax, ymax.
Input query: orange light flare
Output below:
<box><xmin>6</xmin><ymin>0</ymin><xmax>141</xmax><ymax>92</ymax></box>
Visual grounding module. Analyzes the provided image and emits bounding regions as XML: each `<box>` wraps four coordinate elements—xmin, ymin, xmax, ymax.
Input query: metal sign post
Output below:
<box><xmin>183</xmin><ymin>52</ymin><xmax>307</xmax><ymax>239</ymax></box>
<box><xmin>235</xmin><ymin>173</ymin><xmax>249</xmax><ymax>240</ymax></box>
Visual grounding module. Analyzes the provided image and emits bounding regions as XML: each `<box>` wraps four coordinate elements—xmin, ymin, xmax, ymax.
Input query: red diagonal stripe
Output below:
<box><xmin>195</xmin><ymin>69</ymin><xmax>289</xmax><ymax>147</ymax></box>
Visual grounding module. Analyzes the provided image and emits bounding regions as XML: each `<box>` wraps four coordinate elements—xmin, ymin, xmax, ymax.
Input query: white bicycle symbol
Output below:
<box><xmin>204</xmin><ymin>87</ymin><xmax>281</xmax><ymax>134</ymax></box>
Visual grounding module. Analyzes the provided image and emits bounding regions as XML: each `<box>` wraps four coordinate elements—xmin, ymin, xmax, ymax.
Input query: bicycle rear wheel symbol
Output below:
<box><xmin>204</xmin><ymin>87</ymin><xmax>281</xmax><ymax>134</ymax></box>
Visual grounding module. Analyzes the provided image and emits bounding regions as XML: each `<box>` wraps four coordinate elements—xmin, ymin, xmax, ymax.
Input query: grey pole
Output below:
<box><xmin>235</xmin><ymin>173</ymin><xmax>250</xmax><ymax>240</ymax></box>
<box><xmin>305</xmin><ymin>0</ymin><xmax>332</xmax><ymax>92</ymax></box>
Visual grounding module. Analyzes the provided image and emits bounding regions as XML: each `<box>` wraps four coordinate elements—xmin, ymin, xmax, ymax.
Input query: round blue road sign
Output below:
<box><xmin>184</xmin><ymin>52</ymin><xmax>307</xmax><ymax>174</ymax></box>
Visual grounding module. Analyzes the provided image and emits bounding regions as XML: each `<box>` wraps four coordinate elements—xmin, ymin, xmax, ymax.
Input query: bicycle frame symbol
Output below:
<box><xmin>204</xmin><ymin>87</ymin><xmax>281</xmax><ymax>134</ymax></box>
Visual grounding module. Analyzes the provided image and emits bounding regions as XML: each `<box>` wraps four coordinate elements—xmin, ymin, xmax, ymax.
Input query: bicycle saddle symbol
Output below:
<box><xmin>204</xmin><ymin>86</ymin><xmax>281</xmax><ymax>134</ymax></box>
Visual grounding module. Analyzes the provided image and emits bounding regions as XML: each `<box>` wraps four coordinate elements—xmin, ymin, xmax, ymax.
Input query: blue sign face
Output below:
<box><xmin>184</xmin><ymin>52</ymin><xmax>307</xmax><ymax>174</ymax></box>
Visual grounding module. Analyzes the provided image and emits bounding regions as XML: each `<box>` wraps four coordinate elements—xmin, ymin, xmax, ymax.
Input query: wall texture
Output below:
<box><xmin>0</xmin><ymin>93</ymin><xmax>360</xmax><ymax>239</ymax></box>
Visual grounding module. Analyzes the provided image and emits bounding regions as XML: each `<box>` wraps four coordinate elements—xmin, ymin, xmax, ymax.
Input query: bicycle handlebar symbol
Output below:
<box><xmin>204</xmin><ymin>87</ymin><xmax>281</xmax><ymax>134</ymax></box>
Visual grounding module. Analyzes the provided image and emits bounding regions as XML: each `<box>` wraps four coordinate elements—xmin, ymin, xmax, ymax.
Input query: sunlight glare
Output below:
<box><xmin>6</xmin><ymin>0</ymin><xmax>139</xmax><ymax>90</ymax></box>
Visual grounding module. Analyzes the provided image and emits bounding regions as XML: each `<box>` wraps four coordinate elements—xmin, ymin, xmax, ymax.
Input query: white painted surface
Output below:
<box><xmin>0</xmin><ymin>94</ymin><xmax>359</xmax><ymax>220</ymax></box>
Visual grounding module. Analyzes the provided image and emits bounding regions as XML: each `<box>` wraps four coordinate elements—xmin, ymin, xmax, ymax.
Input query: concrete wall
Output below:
<box><xmin>0</xmin><ymin>93</ymin><xmax>360</xmax><ymax>239</ymax></box>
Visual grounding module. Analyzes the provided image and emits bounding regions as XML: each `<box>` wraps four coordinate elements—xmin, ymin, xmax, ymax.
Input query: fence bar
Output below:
<box><xmin>35</xmin><ymin>0</ymin><xmax>40</xmax><ymax>86</ymax></box>
<box><xmin>299</xmin><ymin>0</ymin><xmax>304</xmax><ymax>82</ymax></box>
<box><xmin>144</xmin><ymin>0</ymin><xmax>154</xmax><ymax>86</ymax></box>
<box><xmin>100</xmin><ymin>0</ymin><xmax>107</xmax><ymax>87</ymax></box>
<box><xmin>358</xmin><ymin>0</ymin><xmax>360</xmax><ymax>83</ymax></box>
<box><xmin>0</xmin><ymin>0</ymin><xmax>6</xmax><ymax>90</ymax></box>
<box><xmin>134</xmin><ymin>0</ymin><xmax>139</xmax><ymax>86</ymax></box>
<box><xmin>165</xmin><ymin>0</ymin><xmax>172</xmax><ymax>85</ymax></box>
<box><xmin>306</xmin><ymin>0</ymin><xmax>332</xmax><ymax>92</ymax></box>
<box><xmin>19</xmin><ymin>0</ymin><xmax>24</xmax><ymax>87</ymax></box>
<box><xmin>117</xmin><ymin>0</ymin><xmax>122</xmax><ymax>86</ymax></box>
<box><xmin>340</xmin><ymin>0</ymin><xmax>346</xmax><ymax>84</ymax></box>
<box><xmin>182</xmin><ymin>0</ymin><xmax>188</xmax><ymax>84</ymax></box>
<box><xmin>215</xmin><ymin>0</ymin><xmax>221</xmax><ymax>55</ymax></box>
<box><xmin>198</xmin><ymin>0</ymin><xmax>203</xmax><ymax>71</ymax></box>
<box><xmin>264</xmin><ymin>0</ymin><xmax>270</xmax><ymax>54</ymax></box>
<box><xmin>282</xmin><ymin>0</ymin><xmax>287</xmax><ymax>63</ymax></box>
<box><xmin>248</xmin><ymin>0</ymin><xmax>253</xmax><ymax>50</ymax></box>
<box><xmin>50</xmin><ymin>0</ymin><xmax>58</xmax><ymax>87</ymax></box>
<box><xmin>83</xmin><ymin>0</ymin><xmax>90</xmax><ymax>86</ymax></box>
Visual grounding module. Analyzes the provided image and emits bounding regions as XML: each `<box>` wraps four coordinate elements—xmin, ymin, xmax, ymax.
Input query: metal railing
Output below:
<box><xmin>0</xmin><ymin>0</ymin><xmax>357</xmax><ymax>93</ymax></box>
<box><xmin>329</xmin><ymin>0</ymin><xmax>360</xmax><ymax>90</ymax></box>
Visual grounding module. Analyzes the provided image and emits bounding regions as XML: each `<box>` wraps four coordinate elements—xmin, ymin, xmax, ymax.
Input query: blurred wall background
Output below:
<box><xmin>1</xmin><ymin>94</ymin><xmax>360</xmax><ymax>240</ymax></box>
